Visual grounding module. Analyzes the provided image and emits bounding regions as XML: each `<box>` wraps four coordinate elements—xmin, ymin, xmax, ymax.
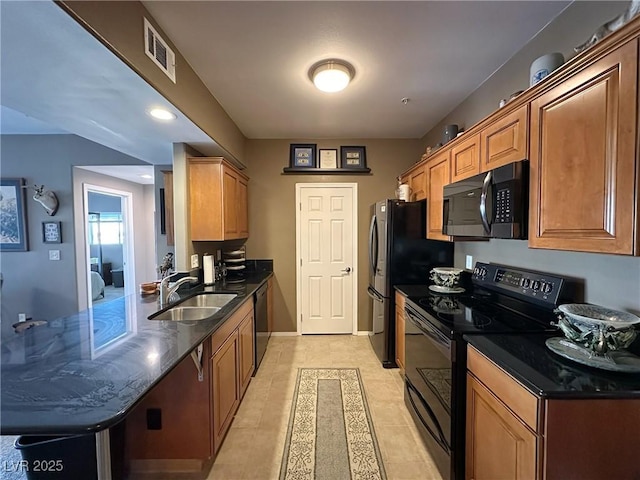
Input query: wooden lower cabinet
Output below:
<box><xmin>466</xmin><ymin>374</ymin><xmax>537</xmax><ymax>480</ymax></box>
<box><xmin>125</xmin><ymin>297</ymin><xmax>256</xmax><ymax>475</ymax></box>
<box><xmin>467</xmin><ymin>345</ymin><xmax>640</xmax><ymax>480</ymax></box>
<box><xmin>238</xmin><ymin>309</ymin><xmax>255</xmax><ymax>398</ymax></box>
<box><xmin>211</xmin><ymin>330</ymin><xmax>240</xmax><ymax>454</ymax></box>
<box><xmin>394</xmin><ymin>292</ymin><xmax>406</xmax><ymax>370</ymax></box>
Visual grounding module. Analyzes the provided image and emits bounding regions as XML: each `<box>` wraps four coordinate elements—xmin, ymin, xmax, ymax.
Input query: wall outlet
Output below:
<box><xmin>18</xmin><ymin>313</ymin><xmax>26</xmax><ymax>322</ymax></box>
<box><xmin>191</xmin><ymin>254</ymin><xmax>199</xmax><ymax>269</ymax></box>
<box><xmin>465</xmin><ymin>255</ymin><xmax>473</xmax><ymax>270</ymax></box>
<box><xmin>49</xmin><ymin>250</ymin><xmax>60</xmax><ymax>261</ymax></box>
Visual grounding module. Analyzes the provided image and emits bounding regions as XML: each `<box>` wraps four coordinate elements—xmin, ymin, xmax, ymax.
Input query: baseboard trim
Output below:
<box><xmin>270</xmin><ymin>332</ymin><xmax>300</xmax><ymax>337</ymax></box>
<box><xmin>357</xmin><ymin>331</ymin><xmax>372</xmax><ymax>336</ymax></box>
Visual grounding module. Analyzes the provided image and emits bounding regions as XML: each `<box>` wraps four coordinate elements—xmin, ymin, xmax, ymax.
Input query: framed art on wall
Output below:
<box><xmin>340</xmin><ymin>146</ymin><xmax>367</xmax><ymax>169</ymax></box>
<box><xmin>42</xmin><ymin>221</ymin><xmax>62</xmax><ymax>244</ymax></box>
<box><xmin>0</xmin><ymin>178</ymin><xmax>29</xmax><ymax>251</ymax></box>
<box><xmin>290</xmin><ymin>144</ymin><xmax>317</xmax><ymax>168</ymax></box>
<box><xmin>319</xmin><ymin>149</ymin><xmax>338</xmax><ymax>169</ymax></box>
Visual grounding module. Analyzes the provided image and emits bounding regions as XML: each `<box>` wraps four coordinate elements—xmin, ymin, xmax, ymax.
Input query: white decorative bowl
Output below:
<box><xmin>554</xmin><ymin>304</ymin><xmax>640</xmax><ymax>354</ymax></box>
<box><xmin>430</xmin><ymin>267</ymin><xmax>463</xmax><ymax>288</ymax></box>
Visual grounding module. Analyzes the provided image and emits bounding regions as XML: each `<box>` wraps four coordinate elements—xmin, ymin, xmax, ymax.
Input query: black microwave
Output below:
<box><xmin>442</xmin><ymin>160</ymin><xmax>528</xmax><ymax>239</ymax></box>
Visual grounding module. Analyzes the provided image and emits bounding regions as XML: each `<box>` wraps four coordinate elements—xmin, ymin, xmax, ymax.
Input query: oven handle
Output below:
<box><xmin>405</xmin><ymin>307</ymin><xmax>451</xmax><ymax>352</ymax></box>
<box><xmin>480</xmin><ymin>170</ymin><xmax>492</xmax><ymax>235</ymax></box>
<box><xmin>367</xmin><ymin>286</ymin><xmax>384</xmax><ymax>303</ymax></box>
<box><xmin>406</xmin><ymin>380</ymin><xmax>451</xmax><ymax>453</ymax></box>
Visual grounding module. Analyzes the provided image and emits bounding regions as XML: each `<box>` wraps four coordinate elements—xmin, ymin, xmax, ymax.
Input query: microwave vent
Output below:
<box><xmin>144</xmin><ymin>18</ymin><xmax>176</xmax><ymax>83</ymax></box>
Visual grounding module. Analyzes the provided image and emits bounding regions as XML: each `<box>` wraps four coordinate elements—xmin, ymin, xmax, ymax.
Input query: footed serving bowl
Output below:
<box><xmin>554</xmin><ymin>304</ymin><xmax>640</xmax><ymax>354</ymax></box>
<box><xmin>430</xmin><ymin>267</ymin><xmax>463</xmax><ymax>289</ymax></box>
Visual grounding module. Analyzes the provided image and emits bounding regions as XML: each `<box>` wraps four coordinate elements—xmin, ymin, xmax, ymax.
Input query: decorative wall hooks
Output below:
<box><xmin>31</xmin><ymin>184</ymin><xmax>59</xmax><ymax>216</ymax></box>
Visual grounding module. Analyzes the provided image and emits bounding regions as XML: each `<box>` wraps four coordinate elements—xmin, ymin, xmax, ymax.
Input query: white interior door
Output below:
<box><xmin>297</xmin><ymin>184</ymin><xmax>357</xmax><ymax>334</ymax></box>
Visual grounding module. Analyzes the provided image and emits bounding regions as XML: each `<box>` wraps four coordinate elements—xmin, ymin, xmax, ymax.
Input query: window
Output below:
<box><xmin>88</xmin><ymin>212</ymin><xmax>123</xmax><ymax>245</ymax></box>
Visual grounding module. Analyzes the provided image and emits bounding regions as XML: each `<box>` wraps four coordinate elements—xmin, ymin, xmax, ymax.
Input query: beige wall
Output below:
<box><xmin>244</xmin><ymin>139</ymin><xmax>420</xmax><ymax>332</ymax></box>
<box><xmin>59</xmin><ymin>1</ymin><xmax>247</xmax><ymax>163</ymax></box>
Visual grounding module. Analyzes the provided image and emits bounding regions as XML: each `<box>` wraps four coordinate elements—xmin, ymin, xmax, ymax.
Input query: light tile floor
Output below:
<box><xmin>207</xmin><ymin>335</ymin><xmax>443</xmax><ymax>480</ymax></box>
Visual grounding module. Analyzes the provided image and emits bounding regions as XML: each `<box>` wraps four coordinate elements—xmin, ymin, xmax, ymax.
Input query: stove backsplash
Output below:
<box><xmin>454</xmin><ymin>239</ymin><xmax>639</xmax><ymax>315</ymax></box>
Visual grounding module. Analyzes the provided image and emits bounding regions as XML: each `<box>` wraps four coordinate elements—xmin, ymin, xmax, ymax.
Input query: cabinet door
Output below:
<box><xmin>480</xmin><ymin>104</ymin><xmax>528</xmax><ymax>172</ymax></box>
<box><xmin>409</xmin><ymin>166</ymin><xmax>427</xmax><ymax>201</ymax></box>
<box><xmin>162</xmin><ymin>171</ymin><xmax>175</xmax><ymax>246</ymax></box>
<box><xmin>211</xmin><ymin>330</ymin><xmax>240</xmax><ymax>454</ymax></box>
<box><xmin>466</xmin><ymin>374</ymin><xmax>537</xmax><ymax>480</ymax></box>
<box><xmin>529</xmin><ymin>40</ymin><xmax>638</xmax><ymax>255</ymax></box>
<box><xmin>238</xmin><ymin>310</ymin><xmax>255</xmax><ymax>398</ymax></box>
<box><xmin>237</xmin><ymin>176</ymin><xmax>249</xmax><ymax>238</ymax></box>
<box><xmin>222</xmin><ymin>166</ymin><xmax>239</xmax><ymax>239</ymax></box>
<box><xmin>426</xmin><ymin>150</ymin><xmax>451</xmax><ymax>241</ymax></box>
<box><xmin>451</xmin><ymin>134</ymin><xmax>480</xmax><ymax>182</ymax></box>
<box><xmin>395</xmin><ymin>292</ymin><xmax>406</xmax><ymax>370</ymax></box>
<box><xmin>189</xmin><ymin>159</ymin><xmax>223</xmax><ymax>241</ymax></box>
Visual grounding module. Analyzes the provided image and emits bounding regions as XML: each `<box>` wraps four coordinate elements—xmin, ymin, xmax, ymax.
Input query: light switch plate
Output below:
<box><xmin>191</xmin><ymin>254</ymin><xmax>199</xmax><ymax>269</ymax></box>
<box><xmin>465</xmin><ymin>255</ymin><xmax>473</xmax><ymax>270</ymax></box>
<box><xmin>49</xmin><ymin>250</ymin><xmax>60</xmax><ymax>261</ymax></box>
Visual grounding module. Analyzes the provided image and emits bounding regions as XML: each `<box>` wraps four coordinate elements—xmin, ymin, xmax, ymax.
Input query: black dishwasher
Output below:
<box><xmin>253</xmin><ymin>282</ymin><xmax>269</xmax><ymax>374</ymax></box>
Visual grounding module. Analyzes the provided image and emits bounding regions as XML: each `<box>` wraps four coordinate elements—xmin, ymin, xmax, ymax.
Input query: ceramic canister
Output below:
<box><xmin>530</xmin><ymin>52</ymin><xmax>564</xmax><ymax>86</ymax></box>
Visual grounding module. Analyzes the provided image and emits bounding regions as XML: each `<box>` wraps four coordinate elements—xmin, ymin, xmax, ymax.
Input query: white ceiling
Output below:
<box><xmin>143</xmin><ymin>1</ymin><xmax>571</xmax><ymax>139</ymax></box>
<box><xmin>0</xmin><ymin>0</ymin><xmax>571</xmax><ymax>169</ymax></box>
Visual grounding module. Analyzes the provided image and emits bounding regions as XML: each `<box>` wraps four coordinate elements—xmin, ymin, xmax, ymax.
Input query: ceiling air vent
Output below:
<box><xmin>144</xmin><ymin>18</ymin><xmax>176</xmax><ymax>83</ymax></box>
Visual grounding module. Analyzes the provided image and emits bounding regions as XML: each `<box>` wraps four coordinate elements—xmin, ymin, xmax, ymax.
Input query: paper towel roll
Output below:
<box><xmin>399</xmin><ymin>184</ymin><xmax>411</xmax><ymax>202</ymax></box>
<box><xmin>203</xmin><ymin>254</ymin><xmax>215</xmax><ymax>285</ymax></box>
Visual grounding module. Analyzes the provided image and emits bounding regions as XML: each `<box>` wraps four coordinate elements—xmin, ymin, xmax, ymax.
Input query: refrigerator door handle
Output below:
<box><xmin>368</xmin><ymin>214</ymin><xmax>378</xmax><ymax>276</ymax></box>
<box><xmin>367</xmin><ymin>286</ymin><xmax>384</xmax><ymax>303</ymax></box>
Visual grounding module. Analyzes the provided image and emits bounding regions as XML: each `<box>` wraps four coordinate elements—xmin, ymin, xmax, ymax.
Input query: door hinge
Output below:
<box><xmin>299</xmin><ymin>203</ymin><xmax>302</xmax><ymax>211</ymax></box>
<box><xmin>300</xmin><ymin>314</ymin><xmax>303</xmax><ymax>322</ymax></box>
<box><xmin>300</xmin><ymin>258</ymin><xmax>302</xmax><ymax>267</ymax></box>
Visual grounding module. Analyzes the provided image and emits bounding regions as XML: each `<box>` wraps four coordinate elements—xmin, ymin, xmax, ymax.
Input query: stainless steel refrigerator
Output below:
<box><xmin>367</xmin><ymin>199</ymin><xmax>454</xmax><ymax>367</ymax></box>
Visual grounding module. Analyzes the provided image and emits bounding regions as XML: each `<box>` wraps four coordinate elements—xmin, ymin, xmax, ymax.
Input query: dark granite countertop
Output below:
<box><xmin>394</xmin><ymin>285</ymin><xmax>433</xmax><ymax>297</ymax></box>
<box><xmin>465</xmin><ymin>334</ymin><xmax>640</xmax><ymax>399</ymax></box>
<box><xmin>0</xmin><ymin>271</ymin><xmax>272</xmax><ymax>435</ymax></box>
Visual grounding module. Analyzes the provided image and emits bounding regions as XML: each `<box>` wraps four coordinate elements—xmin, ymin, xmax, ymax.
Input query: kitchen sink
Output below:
<box><xmin>148</xmin><ymin>293</ymin><xmax>237</xmax><ymax>321</ymax></box>
<box><xmin>178</xmin><ymin>293</ymin><xmax>237</xmax><ymax>309</ymax></box>
<box><xmin>150</xmin><ymin>306</ymin><xmax>220</xmax><ymax>321</ymax></box>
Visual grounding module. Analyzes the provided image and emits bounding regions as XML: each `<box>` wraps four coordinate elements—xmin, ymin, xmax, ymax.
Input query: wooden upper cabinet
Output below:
<box><xmin>189</xmin><ymin>157</ymin><xmax>249</xmax><ymax>241</ymax></box>
<box><xmin>409</xmin><ymin>165</ymin><xmax>427</xmax><ymax>201</ymax></box>
<box><xmin>480</xmin><ymin>104</ymin><xmax>528</xmax><ymax>172</ymax></box>
<box><xmin>161</xmin><ymin>170</ymin><xmax>175</xmax><ymax>246</ymax></box>
<box><xmin>426</xmin><ymin>150</ymin><xmax>451</xmax><ymax>241</ymax></box>
<box><xmin>451</xmin><ymin>133</ymin><xmax>480</xmax><ymax>182</ymax></box>
<box><xmin>529</xmin><ymin>39</ymin><xmax>638</xmax><ymax>255</ymax></box>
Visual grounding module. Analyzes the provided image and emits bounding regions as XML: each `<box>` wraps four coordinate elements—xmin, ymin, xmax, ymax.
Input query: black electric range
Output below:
<box><xmin>403</xmin><ymin>262</ymin><xmax>574</xmax><ymax>480</ymax></box>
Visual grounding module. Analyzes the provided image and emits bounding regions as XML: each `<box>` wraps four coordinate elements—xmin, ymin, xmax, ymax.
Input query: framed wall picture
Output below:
<box><xmin>290</xmin><ymin>144</ymin><xmax>317</xmax><ymax>168</ymax></box>
<box><xmin>0</xmin><ymin>178</ymin><xmax>29</xmax><ymax>251</ymax></box>
<box><xmin>340</xmin><ymin>146</ymin><xmax>367</xmax><ymax>169</ymax></box>
<box><xmin>319</xmin><ymin>149</ymin><xmax>338</xmax><ymax>169</ymax></box>
<box><xmin>42</xmin><ymin>221</ymin><xmax>62</xmax><ymax>244</ymax></box>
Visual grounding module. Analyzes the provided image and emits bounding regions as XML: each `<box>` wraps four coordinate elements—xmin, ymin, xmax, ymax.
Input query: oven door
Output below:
<box><xmin>404</xmin><ymin>305</ymin><xmax>453</xmax><ymax>479</ymax></box>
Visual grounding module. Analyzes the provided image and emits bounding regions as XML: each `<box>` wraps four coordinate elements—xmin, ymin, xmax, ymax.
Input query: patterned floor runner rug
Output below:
<box><xmin>279</xmin><ymin>368</ymin><xmax>387</xmax><ymax>480</ymax></box>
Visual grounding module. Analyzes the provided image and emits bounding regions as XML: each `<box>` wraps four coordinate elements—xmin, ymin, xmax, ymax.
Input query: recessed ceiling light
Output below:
<box><xmin>148</xmin><ymin>108</ymin><xmax>177</xmax><ymax>120</ymax></box>
<box><xmin>140</xmin><ymin>174</ymin><xmax>153</xmax><ymax>179</ymax></box>
<box><xmin>309</xmin><ymin>59</ymin><xmax>355</xmax><ymax>93</ymax></box>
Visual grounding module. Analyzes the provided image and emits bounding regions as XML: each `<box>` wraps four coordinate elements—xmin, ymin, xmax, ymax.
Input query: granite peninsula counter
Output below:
<box><xmin>0</xmin><ymin>271</ymin><xmax>272</xmax><ymax>436</ymax></box>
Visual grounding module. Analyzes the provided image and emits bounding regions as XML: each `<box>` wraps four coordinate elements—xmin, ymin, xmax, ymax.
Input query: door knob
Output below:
<box><xmin>342</xmin><ymin>267</ymin><xmax>351</xmax><ymax>273</ymax></box>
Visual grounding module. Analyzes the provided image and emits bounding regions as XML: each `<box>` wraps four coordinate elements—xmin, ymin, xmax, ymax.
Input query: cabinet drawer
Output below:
<box><xmin>211</xmin><ymin>299</ymin><xmax>253</xmax><ymax>355</ymax></box>
<box><xmin>467</xmin><ymin>345</ymin><xmax>538</xmax><ymax>431</ymax></box>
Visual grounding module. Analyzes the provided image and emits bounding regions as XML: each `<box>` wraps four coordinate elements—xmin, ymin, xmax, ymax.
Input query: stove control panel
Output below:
<box><xmin>472</xmin><ymin>262</ymin><xmax>565</xmax><ymax>306</ymax></box>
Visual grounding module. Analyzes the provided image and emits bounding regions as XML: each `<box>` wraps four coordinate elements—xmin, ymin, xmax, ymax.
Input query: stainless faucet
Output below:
<box><xmin>159</xmin><ymin>273</ymin><xmax>198</xmax><ymax>307</ymax></box>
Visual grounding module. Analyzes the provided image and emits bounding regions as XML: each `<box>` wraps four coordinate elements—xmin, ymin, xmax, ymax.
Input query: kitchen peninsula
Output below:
<box><xmin>0</xmin><ymin>270</ymin><xmax>272</xmax><ymax>478</ymax></box>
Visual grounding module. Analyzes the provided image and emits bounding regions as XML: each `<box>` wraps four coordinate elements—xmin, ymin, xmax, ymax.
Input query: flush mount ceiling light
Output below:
<box><xmin>309</xmin><ymin>59</ymin><xmax>355</xmax><ymax>93</ymax></box>
<box><xmin>148</xmin><ymin>107</ymin><xmax>177</xmax><ymax>121</ymax></box>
